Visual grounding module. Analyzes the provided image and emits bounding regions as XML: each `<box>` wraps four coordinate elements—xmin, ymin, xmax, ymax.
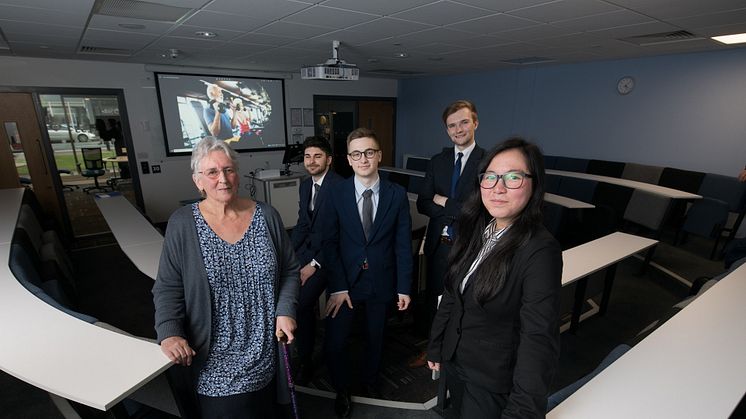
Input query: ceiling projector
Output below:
<box><xmin>301</xmin><ymin>40</ymin><xmax>359</xmax><ymax>81</ymax></box>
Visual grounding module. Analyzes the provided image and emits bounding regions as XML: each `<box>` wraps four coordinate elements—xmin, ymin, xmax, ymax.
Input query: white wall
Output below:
<box><xmin>0</xmin><ymin>56</ymin><xmax>397</xmax><ymax>222</ymax></box>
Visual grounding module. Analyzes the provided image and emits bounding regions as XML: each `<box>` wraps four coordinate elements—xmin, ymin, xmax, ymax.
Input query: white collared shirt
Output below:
<box><xmin>460</xmin><ymin>219</ymin><xmax>510</xmax><ymax>293</ymax></box>
<box><xmin>353</xmin><ymin>175</ymin><xmax>380</xmax><ymax>222</ymax></box>
<box><xmin>454</xmin><ymin>141</ymin><xmax>477</xmax><ymax>176</ymax></box>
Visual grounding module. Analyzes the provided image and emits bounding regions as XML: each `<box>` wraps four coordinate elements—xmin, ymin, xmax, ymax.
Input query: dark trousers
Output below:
<box><xmin>296</xmin><ymin>272</ymin><xmax>327</xmax><ymax>364</ymax></box>
<box><xmin>426</xmin><ymin>241</ymin><xmax>451</xmax><ymax>329</ymax></box>
<box><xmin>197</xmin><ymin>378</ymin><xmax>276</xmax><ymax>419</ymax></box>
<box><xmin>443</xmin><ymin>360</ymin><xmax>508</xmax><ymax>419</ymax></box>
<box><xmin>324</xmin><ymin>299</ymin><xmax>387</xmax><ymax>390</ymax></box>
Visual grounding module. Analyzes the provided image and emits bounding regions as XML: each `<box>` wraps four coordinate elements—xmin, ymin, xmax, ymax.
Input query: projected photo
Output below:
<box><xmin>155</xmin><ymin>72</ymin><xmax>288</xmax><ymax>156</ymax></box>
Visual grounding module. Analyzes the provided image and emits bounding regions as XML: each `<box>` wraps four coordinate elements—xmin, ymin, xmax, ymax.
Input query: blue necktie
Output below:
<box><xmin>448</xmin><ymin>152</ymin><xmax>463</xmax><ymax>238</ymax></box>
<box><xmin>450</xmin><ymin>152</ymin><xmax>463</xmax><ymax>199</ymax></box>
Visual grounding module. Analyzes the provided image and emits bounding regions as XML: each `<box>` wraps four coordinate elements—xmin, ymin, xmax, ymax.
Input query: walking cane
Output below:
<box><xmin>277</xmin><ymin>331</ymin><xmax>300</xmax><ymax>419</ymax></box>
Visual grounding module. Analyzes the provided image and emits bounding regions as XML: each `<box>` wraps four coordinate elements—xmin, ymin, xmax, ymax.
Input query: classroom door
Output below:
<box><xmin>358</xmin><ymin>100</ymin><xmax>395</xmax><ymax>167</ymax></box>
<box><xmin>0</xmin><ymin>92</ymin><xmax>67</xmax><ymax>230</ymax></box>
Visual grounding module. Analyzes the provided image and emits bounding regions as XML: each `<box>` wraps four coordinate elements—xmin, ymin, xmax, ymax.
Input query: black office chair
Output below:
<box><xmin>78</xmin><ymin>147</ymin><xmax>110</xmax><ymax>194</ymax></box>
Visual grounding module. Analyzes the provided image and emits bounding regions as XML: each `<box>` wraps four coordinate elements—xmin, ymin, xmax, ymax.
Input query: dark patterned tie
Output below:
<box><xmin>311</xmin><ymin>183</ymin><xmax>320</xmax><ymax>211</ymax></box>
<box><xmin>362</xmin><ymin>189</ymin><xmax>373</xmax><ymax>241</ymax></box>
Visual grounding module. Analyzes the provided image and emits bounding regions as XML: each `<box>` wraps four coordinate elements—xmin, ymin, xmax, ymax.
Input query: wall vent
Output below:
<box><xmin>93</xmin><ymin>0</ymin><xmax>192</xmax><ymax>22</ymax></box>
<box><xmin>621</xmin><ymin>30</ymin><xmax>702</xmax><ymax>46</ymax></box>
<box><xmin>79</xmin><ymin>45</ymin><xmax>132</xmax><ymax>56</ymax></box>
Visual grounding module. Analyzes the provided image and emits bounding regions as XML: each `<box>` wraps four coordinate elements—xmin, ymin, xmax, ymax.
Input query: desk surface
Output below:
<box><xmin>561</xmin><ymin>232</ymin><xmax>657</xmax><ymax>286</ymax></box>
<box><xmin>0</xmin><ymin>189</ymin><xmax>171</xmax><ymax>411</ymax></box>
<box><xmin>95</xmin><ymin>193</ymin><xmax>163</xmax><ymax>280</ymax></box>
<box><xmin>549</xmin><ymin>261</ymin><xmax>746</xmax><ymax>418</ymax></box>
<box><xmin>547</xmin><ymin>169</ymin><xmax>702</xmax><ymax>199</ymax></box>
<box><xmin>545</xmin><ymin>192</ymin><xmax>595</xmax><ymax>209</ymax></box>
<box><xmin>103</xmin><ymin>156</ymin><xmax>129</xmax><ymax>163</ymax></box>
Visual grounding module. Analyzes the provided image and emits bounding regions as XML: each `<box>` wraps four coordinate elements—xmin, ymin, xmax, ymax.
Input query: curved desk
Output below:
<box><xmin>0</xmin><ymin>188</ymin><xmax>171</xmax><ymax>411</ymax></box>
<box><xmin>94</xmin><ymin>192</ymin><xmax>163</xmax><ymax>280</ymax></box>
<box><xmin>548</xmin><ymin>261</ymin><xmax>746</xmax><ymax>418</ymax></box>
<box><xmin>546</xmin><ymin>169</ymin><xmax>702</xmax><ymax>200</ymax></box>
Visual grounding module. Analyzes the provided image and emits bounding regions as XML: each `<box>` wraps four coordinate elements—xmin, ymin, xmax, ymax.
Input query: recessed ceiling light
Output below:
<box><xmin>394</xmin><ymin>52</ymin><xmax>408</xmax><ymax>58</ymax></box>
<box><xmin>367</xmin><ymin>58</ymin><xmax>379</xmax><ymax>63</ymax></box>
<box><xmin>195</xmin><ymin>31</ymin><xmax>217</xmax><ymax>38</ymax></box>
<box><xmin>118</xmin><ymin>23</ymin><xmax>146</xmax><ymax>30</ymax></box>
<box><xmin>712</xmin><ymin>33</ymin><xmax>746</xmax><ymax>44</ymax></box>
<box><xmin>39</xmin><ymin>45</ymin><xmax>49</xmax><ymax>49</ymax></box>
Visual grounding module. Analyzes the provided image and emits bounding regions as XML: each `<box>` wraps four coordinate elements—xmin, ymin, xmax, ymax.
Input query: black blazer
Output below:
<box><xmin>427</xmin><ymin>226</ymin><xmax>562</xmax><ymax>418</ymax></box>
<box><xmin>321</xmin><ymin>176</ymin><xmax>413</xmax><ymax>302</ymax></box>
<box><xmin>417</xmin><ymin>145</ymin><xmax>485</xmax><ymax>256</ymax></box>
<box><xmin>291</xmin><ymin>170</ymin><xmax>343</xmax><ymax>267</ymax></box>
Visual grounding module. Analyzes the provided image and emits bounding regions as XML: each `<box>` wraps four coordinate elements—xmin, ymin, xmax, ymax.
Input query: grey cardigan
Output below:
<box><xmin>153</xmin><ymin>201</ymin><xmax>299</xmax><ymax>373</ymax></box>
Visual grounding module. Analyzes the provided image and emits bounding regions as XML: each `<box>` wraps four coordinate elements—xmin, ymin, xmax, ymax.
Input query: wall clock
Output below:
<box><xmin>617</xmin><ymin>76</ymin><xmax>635</xmax><ymax>95</ymax></box>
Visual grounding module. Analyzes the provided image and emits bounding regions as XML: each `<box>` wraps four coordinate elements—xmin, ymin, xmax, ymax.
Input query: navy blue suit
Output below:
<box><xmin>321</xmin><ymin>175</ymin><xmax>413</xmax><ymax>390</ymax></box>
<box><xmin>291</xmin><ymin>170</ymin><xmax>343</xmax><ymax>364</ymax></box>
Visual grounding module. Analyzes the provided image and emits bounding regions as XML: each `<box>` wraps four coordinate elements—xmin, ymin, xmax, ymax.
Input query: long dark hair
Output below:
<box><xmin>444</xmin><ymin>137</ymin><xmax>546</xmax><ymax>304</ymax></box>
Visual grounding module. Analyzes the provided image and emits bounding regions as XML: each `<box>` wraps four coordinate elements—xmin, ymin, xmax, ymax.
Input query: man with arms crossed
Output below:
<box><xmin>411</xmin><ymin>100</ymin><xmax>485</xmax><ymax>368</ymax></box>
<box><xmin>291</xmin><ymin>136</ymin><xmax>342</xmax><ymax>385</ymax></box>
<box><xmin>322</xmin><ymin>128</ymin><xmax>413</xmax><ymax>418</ymax></box>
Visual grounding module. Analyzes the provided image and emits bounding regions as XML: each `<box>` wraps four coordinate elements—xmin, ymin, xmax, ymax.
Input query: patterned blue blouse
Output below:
<box><xmin>192</xmin><ymin>203</ymin><xmax>277</xmax><ymax>396</ymax></box>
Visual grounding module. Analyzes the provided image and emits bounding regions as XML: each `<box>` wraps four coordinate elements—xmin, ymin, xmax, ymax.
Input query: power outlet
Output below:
<box><xmin>152</xmin><ymin>165</ymin><xmax>161</xmax><ymax>174</ymax></box>
<box><xmin>141</xmin><ymin>161</ymin><xmax>150</xmax><ymax>174</ymax></box>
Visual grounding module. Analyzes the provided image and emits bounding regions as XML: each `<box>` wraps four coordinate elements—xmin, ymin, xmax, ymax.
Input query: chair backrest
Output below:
<box><xmin>544</xmin><ymin>155</ymin><xmax>558</xmax><ymax>170</ymax></box>
<box><xmin>698</xmin><ymin>173</ymin><xmax>746</xmax><ymax>212</ymax></box>
<box><xmin>557</xmin><ymin>177</ymin><xmax>598</xmax><ymax>203</ymax></box>
<box><xmin>621</xmin><ymin>163</ymin><xmax>664</xmax><ymax>184</ymax></box>
<box><xmin>682</xmin><ymin>197</ymin><xmax>730</xmax><ymax>238</ymax></box>
<box><xmin>658</xmin><ymin>167</ymin><xmax>705</xmax><ymax>194</ymax></box>
<box><xmin>82</xmin><ymin>147</ymin><xmax>104</xmax><ymax>170</ymax></box>
<box><xmin>545</xmin><ymin>174</ymin><xmax>561</xmax><ymax>194</ymax></box>
<box><xmin>592</xmin><ymin>183</ymin><xmax>634</xmax><ymax>227</ymax></box>
<box><xmin>554</xmin><ymin>157</ymin><xmax>589</xmax><ymax>173</ymax></box>
<box><xmin>404</xmin><ymin>155</ymin><xmax>430</xmax><ymax>172</ymax></box>
<box><xmin>586</xmin><ymin>159</ymin><xmax>625</xmax><ymax>178</ymax></box>
<box><xmin>624</xmin><ymin>190</ymin><xmax>671</xmax><ymax>231</ymax></box>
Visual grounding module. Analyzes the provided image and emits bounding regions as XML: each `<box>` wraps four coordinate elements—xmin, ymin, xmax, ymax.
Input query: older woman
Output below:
<box><xmin>153</xmin><ymin>137</ymin><xmax>299</xmax><ymax>418</ymax></box>
<box><xmin>427</xmin><ymin>138</ymin><xmax>562</xmax><ymax>418</ymax></box>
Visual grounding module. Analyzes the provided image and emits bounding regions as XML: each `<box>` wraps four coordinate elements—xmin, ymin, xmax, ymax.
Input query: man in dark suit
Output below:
<box><xmin>321</xmin><ymin>128</ymin><xmax>412</xmax><ymax>417</ymax></box>
<box><xmin>291</xmin><ymin>136</ymin><xmax>343</xmax><ymax>385</ymax></box>
<box><xmin>412</xmin><ymin>100</ymin><xmax>485</xmax><ymax>367</ymax></box>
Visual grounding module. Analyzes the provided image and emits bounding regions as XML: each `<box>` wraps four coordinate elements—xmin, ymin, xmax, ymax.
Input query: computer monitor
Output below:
<box><xmin>282</xmin><ymin>143</ymin><xmax>304</xmax><ymax>165</ymax></box>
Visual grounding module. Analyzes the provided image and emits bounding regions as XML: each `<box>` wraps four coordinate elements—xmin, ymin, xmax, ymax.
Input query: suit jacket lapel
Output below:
<box><xmin>342</xmin><ymin>179</ymin><xmax>365</xmax><ymax>242</ymax></box>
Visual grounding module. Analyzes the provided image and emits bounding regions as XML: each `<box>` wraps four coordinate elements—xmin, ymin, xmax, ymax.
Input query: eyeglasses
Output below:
<box><xmin>348</xmin><ymin>148</ymin><xmax>380</xmax><ymax>161</ymax></box>
<box><xmin>198</xmin><ymin>167</ymin><xmax>236</xmax><ymax>179</ymax></box>
<box><xmin>479</xmin><ymin>171</ymin><xmax>532</xmax><ymax>189</ymax></box>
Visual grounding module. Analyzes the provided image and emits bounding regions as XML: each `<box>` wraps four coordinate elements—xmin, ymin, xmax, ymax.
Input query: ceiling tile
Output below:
<box><xmin>82</xmin><ymin>29</ymin><xmax>159</xmax><ymax>49</ymax></box>
<box><xmin>552</xmin><ymin>10</ymin><xmax>654</xmax><ymax>32</ymax></box>
<box><xmin>495</xmin><ymin>24</ymin><xmax>577</xmax><ymax>41</ymax></box>
<box><xmin>254</xmin><ymin>21</ymin><xmax>334</xmax><ymax>39</ymax></box>
<box><xmin>605</xmin><ymin>0</ymin><xmax>746</xmax><ymax>20</ymax></box>
<box><xmin>180</xmin><ymin>10</ymin><xmax>266</xmax><ymax>32</ymax></box>
<box><xmin>204</xmin><ymin>0</ymin><xmax>311</xmax><ymax>20</ymax></box>
<box><xmin>168</xmin><ymin>25</ymin><xmax>244</xmax><ymax>41</ymax></box>
<box><xmin>4</xmin><ymin>32</ymin><xmax>79</xmax><ymax>46</ymax></box>
<box><xmin>509</xmin><ymin>0</ymin><xmax>622</xmax><ymax>23</ymax></box>
<box><xmin>87</xmin><ymin>15</ymin><xmax>175</xmax><ymax>35</ymax></box>
<box><xmin>319</xmin><ymin>0</ymin><xmax>434</xmax><ymax>16</ymax></box>
<box><xmin>444</xmin><ymin>34</ymin><xmax>514</xmax><ymax>48</ymax></box>
<box><xmin>409</xmin><ymin>42</ymin><xmax>466</xmax><ymax>54</ymax></box>
<box><xmin>0</xmin><ymin>4</ymin><xmax>88</xmax><ymax>26</ymax></box>
<box><xmin>590</xmin><ymin>21</ymin><xmax>681</xmax><ymax>40</ymax></box>
<box><xmin>450</xmin><ymin>0</ymin><xmax>550</xmax><ymax>13</ymax></box>
<box><xmin>231</xmin><ymin>32</ymin><xmax>297</xmax><ymax>46</ymax></box>
<box><xmin>391</xmin><ymin>1</ymin><xmax>494</xmax><ymax>26</ymax></box>
<box><xmin>298</xmin><ymin>29</ymin><xmax>393</xmax><ymax>48</ymax></box>
<box><xmin>347</xmin><ymin>17</ymin><xmax>433</xmax><ymax>38</ymax></box>
<box><xmin>150</xmin><ymin>36</ymin><xmax>226</xmax><ymax>50</ymax></box>
<box><xmin>281</xmin><ymin>5</ymin><xmax>379</xmax><ymax>29</ymax></box>
<box><xmin>670</xmin><ymin>8</ymin><xmax>746</xmax><ymax>29</ymax></box>
<box><xmin>0</xmin><ymin>20</ymin><xmax>83</xmax><ymax>38</ymax></box>
<box><xmin>397</xmin><ymin>27</ymin><xmax>487</xmax><ymax>44</ymax></box>
<box><xmin>446</xmin><ymin>12</ymin><xmax>540</xmax><ymax>34</ymax></box>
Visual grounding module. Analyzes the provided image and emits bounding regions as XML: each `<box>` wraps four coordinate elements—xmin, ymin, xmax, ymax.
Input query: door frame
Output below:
<box><xmin>313</xmin><ymin>95</ymin><xmax>397</xmax><ymax>165</ymax></box>
<box><xmin>0</xmin><ymin>86</ymin><xmax>145</xmax><ymax>231</ymax></box>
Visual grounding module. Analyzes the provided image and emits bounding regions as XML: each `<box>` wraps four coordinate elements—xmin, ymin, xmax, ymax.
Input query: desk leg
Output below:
<box><xmin>570</xmin><ymin>277</ymin><xmax>588</xmax><ymax>334</ymax></box>
<box><xmin>638</xmin><ymin>245</ymin><xmax>657</xmax><ymax>276</ymax></box>
<box><xmin>599</xmin><ymin>264</ymin><xmax>618</xmax><ymax>316</ymax></box>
